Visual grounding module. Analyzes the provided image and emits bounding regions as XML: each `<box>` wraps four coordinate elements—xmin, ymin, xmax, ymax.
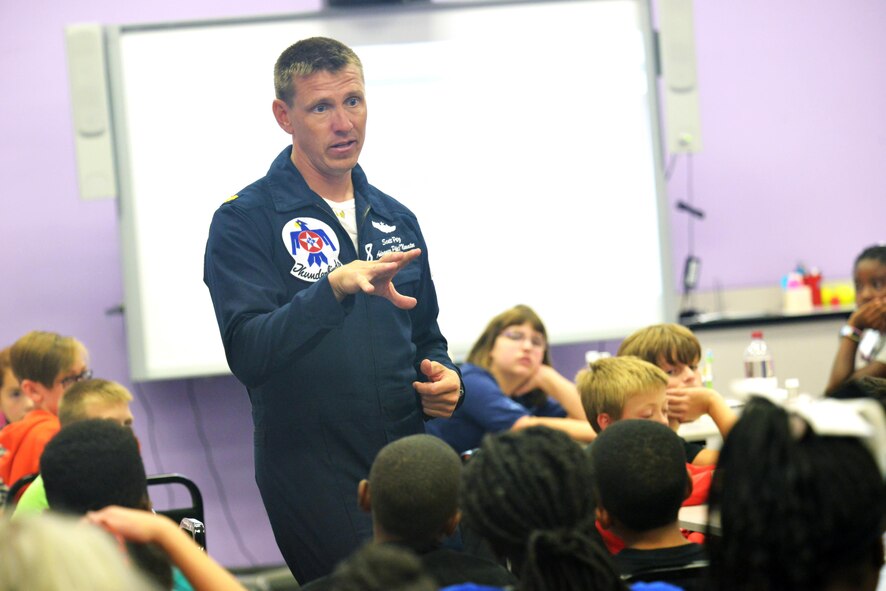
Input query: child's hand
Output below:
<box><xmin>666</xmin><ymin>387</ymin><xmax>720</xmax><ymax>423</ymax></box>
<box><xmin>85</xmin><ymin>506</ymin><xmax>177</xmax><ymax>544</ymax></box>
<box><xmin>512</xmin><ymin>364</ymin><xmax>554</xmax><ymax>396</ymax></box>
<box><xmin>849</xmin><ymin>298</ymin><xmax>886</xmax><ymax>333</ymax></box>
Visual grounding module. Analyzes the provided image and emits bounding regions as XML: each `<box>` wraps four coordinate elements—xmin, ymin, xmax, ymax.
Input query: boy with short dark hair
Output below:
<box><xmin>41</xmin><ymin>418</ymin><xmax>148</xmax><ymax>515</ymax></box>
<box><xmin>302</xmin><ymin>434</ymin><xmax>515</xmax><ymax>590</ymax></box>
<box><xmin>577</xmin><ymin>356</ymin><xmax>713</xmax><ymax>554</ymax></box>
<box><xmin>40</xmin><ymin>418</ymin><xmax>173</xmax><ymax>590</ymax></box>
<box><xmin>0</xmin><ymin>331</ymin><xmax>89</xmax><ymax>488</ymax></box>
<box><xmin>592</xmin><ymin>419</ymin><xmax>707</xmax><ymax>582</ymax></box>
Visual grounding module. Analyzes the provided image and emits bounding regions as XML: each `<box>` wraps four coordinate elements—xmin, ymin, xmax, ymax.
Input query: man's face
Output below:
<box><xmin>277</xmin><ymin>65</ymin><xmax>367</xmax><ymax>185</ymax></box>
<box><xmin>1</xmin><ymin>367</ymin><xmax>32</xmax><ymax>423</ymax></box>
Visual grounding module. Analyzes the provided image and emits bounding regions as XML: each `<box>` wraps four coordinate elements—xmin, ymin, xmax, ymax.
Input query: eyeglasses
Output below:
<box><xmin>499</xmin><ymin>330</ymin><xmax>546</xmax><ymax>349</ymax></box>
<box><xmin>59</xmin><ymin>368</ymin><xmax>93</xmax><ymax>389</ymax></box>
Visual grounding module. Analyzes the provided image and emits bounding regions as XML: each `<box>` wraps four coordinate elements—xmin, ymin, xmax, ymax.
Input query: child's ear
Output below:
<box><xmin>20</xmin><ymin>379</ymin><xmax>43</xmax><ymax>405</ymax></box>
<box><xmin>442</xmin><ymin>510</ymin><xmax>461</xmax><ymax>537</ymax></box>
<box><xmin>357</xmin><ymin>479</ymin><xmax>371</xmax><ymax>513</ymax></box>
<box><xmin>597</xmin><ymin>413</ymin><xmax>613</xmax><ymax>431</ymax></box>
<box><xmin>595</xmin><ymin>506</ymin><xmax>613</xmax><ymax>530</ymax></box>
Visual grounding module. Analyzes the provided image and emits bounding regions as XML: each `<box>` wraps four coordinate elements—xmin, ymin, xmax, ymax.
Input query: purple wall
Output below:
<box><xmin>666</xmin><ymin>0</ymin><xmax>886</xmax><ymax>289</ymax></box>
<box><xmin>1</xmin><ymin>0</ymin><xmax>883</xmax><ymax>569</ymax></box>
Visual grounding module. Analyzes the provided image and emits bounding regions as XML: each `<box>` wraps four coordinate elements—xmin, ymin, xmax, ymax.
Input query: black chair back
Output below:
<box><xmin>146</xmin><ymin>473</ymin><xmax>206</xmax><ymax>548</ymax></box>
<box><xmin>2</xmin><ymin>472</ymin><xmax>39</xmax><ymax>510</ymax></box>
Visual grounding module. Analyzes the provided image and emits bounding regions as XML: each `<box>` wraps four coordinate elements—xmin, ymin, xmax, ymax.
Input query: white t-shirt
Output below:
<box><xmin>322</xmin><ymin>198</ymin><xmax>358</xmax><ymax>252</ymax></box>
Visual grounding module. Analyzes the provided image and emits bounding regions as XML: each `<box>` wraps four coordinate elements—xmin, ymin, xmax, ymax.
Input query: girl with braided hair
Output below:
<box><xmin>707</xmin><ymin>397</ymin><xmax>885</xmax><ymax>591</ymax></box>
<box><xmin>459</xmin><ymin>426</ymin><xmax>628</xmax><ymax>591</ymax></box>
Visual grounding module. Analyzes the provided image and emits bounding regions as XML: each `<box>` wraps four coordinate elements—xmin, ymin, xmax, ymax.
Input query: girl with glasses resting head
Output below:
<box><xmin>426</xmin><ymin>304</ymin><xmax>595</xmax><ymax>454</ymax></box>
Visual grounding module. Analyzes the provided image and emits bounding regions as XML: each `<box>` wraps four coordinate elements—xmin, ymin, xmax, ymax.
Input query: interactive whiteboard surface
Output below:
<box><xmin>107</xmin><ymin>0</ymin><xmax>674</xmax><ymax>381</ymax></box>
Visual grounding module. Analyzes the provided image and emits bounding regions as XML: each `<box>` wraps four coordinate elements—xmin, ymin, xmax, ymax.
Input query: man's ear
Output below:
<box><xmin>20</xmin><ymin>379</ymin><xmax>43</xmax><ymax>405</ymax></box>
<box><xmin>357</xmin><ymin>479</ymin><xmax>371</xmax><ymax>513</ymax></box>
<box><xmin>272</xmin><ymin>99</ymin><xmax>293</xmax><ymax>134</ymax></box>
<box><xmin>595</xmin><ymin>506</ymin><xmax>613</xmax><ymax>530</ymax></box>
<box><xmin>442</xmin><ymin>510</ymin><xmax>461</xmax><ymax>537</ymax></box>
<box><xmin>683</xmin><ymin>469</ymin><xmax>694</xmax><ymax>502</ymax></box>
<box><xmin>596</xmin><ymin>413</ymin><xmax>613</xmax><ymax>431</ymax></box>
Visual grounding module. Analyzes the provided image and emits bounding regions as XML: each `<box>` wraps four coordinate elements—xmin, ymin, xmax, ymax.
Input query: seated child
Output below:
<box><xmin>325</xmin><ymin>542</ymin><xmax>437</xmax><ymax>591</ymax></box>
<box><xmin>14</xmin><ymin>378</ymin><xmax>135</xmax><ymax>516</ymax></box>
<box><xmin>427</xmin><ymin>305</ymin><xmax>595</xmax><ymax>454</ymax></box>
<box><xmin>592</xmin><ymin>419</ymin><xmax>708</xmax><ymax>586</ymax></box>
<box><xmin>577</xmin><ymin>356</ymin><xmax>713</xmax><ymax>554</ymax></box>
<box><xmin>459</xmin><ymin>426</ymin><xmax>625</xmax><ymax>588</ymax></box>
<box><xmin>0</xmin><ymin>331</ymin><xmax>89</xmax><ymax>489</ymax></box>
<box><xmin>617</xmin><ymin>323</ymin><xmax>737</xmax><ymax>465</ymax></box>
<box><xmin>302</xmin><ymin>434</ymin><xmax>515</xmax><ymax>590</ymax></box>
<box><xmin>0</xmin><ymin>347</ymin><xmax>33</xmax><ymax>428</ymax></box>
<box><xmin>826</xmin><ymin>244</ymin><xmax>886</xmax><ymax>394</ymax></box>
<box><xmin>40</xmin><ymin>418</ymin><xmax>172</xmax><ymax>589</ymax></box>
<box><xmin>707</xmin><ymin>397</ymin><xmax>885</xmax><ymax>591</ymax></box>
<box><xmin>0</xmin><ymin>511</ymin><xmax>159</xmax><ymax>591</ymax></box>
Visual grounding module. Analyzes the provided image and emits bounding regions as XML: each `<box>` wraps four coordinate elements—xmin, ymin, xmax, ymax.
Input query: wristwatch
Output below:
<box><xmin>455</xmin><ymin>381</ymin><xmax>466</xmax><ymax>411</ymax></box>
<box><xmin>839</xmin><ymin>324</ymin><xmax>862</xmax><ymax>343</ymax></box>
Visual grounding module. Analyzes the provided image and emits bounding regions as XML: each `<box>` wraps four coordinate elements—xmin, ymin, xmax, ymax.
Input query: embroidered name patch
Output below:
<box><xmin>281</xmin><ymin>217</ymin><xmax>342</xmax><ymax>282</ymax></box>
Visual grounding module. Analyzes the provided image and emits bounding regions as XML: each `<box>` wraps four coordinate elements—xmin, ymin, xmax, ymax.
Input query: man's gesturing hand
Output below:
<box><xmin>328</xmin><ymin>248</ymin><xmax>422</xmax><ymax>310</ymax></box>
<box><xmin>414</xmin><ymin>359</ymin><xmax>461</xmax><ymax>418</ymax></box>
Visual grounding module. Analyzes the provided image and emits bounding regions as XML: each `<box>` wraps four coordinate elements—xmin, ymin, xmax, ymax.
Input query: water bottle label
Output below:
<box><xmin>744</xmin><ymin>358</ymin><xmax>774</xmax><ymax>378</ymax></box>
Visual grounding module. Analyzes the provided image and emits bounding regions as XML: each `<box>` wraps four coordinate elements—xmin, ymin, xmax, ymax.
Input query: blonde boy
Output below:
<box><xmin>0</xmin><ymin>331</ymin><xmax>89</xmax><ymax>487</ymax></box>
<box><xmin>57</xmin><ymin>379</ymin><xmax>134</xmax><ymax>428</ymax></box>
<box><xmin>577</xmin><ymin>356</ymin><xmax>670</xmax><ymax>433</ymax></box>
<box><xmin>617</xmin><ymin>323</ymin><xmax>736</xmax><ymax>465</ymax></box>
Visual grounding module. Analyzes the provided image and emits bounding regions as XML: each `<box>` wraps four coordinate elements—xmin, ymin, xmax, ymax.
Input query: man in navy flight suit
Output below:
<box><xmin>204</xmin><ymin>37</ymin><xmax>462</xmax><ymax>583</ymax></box>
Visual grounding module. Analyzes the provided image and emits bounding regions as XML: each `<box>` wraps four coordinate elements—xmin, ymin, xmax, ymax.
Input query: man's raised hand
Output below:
<box><xmin>328</xmin><ymin>248</ymin><xmax>422</xmax><ymax>309</ymax></box>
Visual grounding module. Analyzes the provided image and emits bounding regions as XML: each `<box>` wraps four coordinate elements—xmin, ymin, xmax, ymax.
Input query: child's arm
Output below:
<box><xmin>86</xmin><ymin>506</ymin><xmax>247</xmax><ymax>591</ymax></box>
<box><xmin>667</xmin><ymin>387</ymin><xmax>737</xmax><ymax>438</ymax></box>
<box><xmin>515</xmin><ymin>364</ymin><xmax>588</xmax><ymax>421</ymax></box>
<box><xmin>825</xmin><ymin>299</ymin><xmax>886</xmax><ymax>394</ymax></box>
<box><xmin>512</xmin><ymin>415</ymin><xmax>597</xmax><ymax>442</ymax></box>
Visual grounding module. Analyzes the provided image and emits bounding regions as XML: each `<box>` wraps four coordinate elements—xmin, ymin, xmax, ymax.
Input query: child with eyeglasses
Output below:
<box><xmin>0</xmin><ymin>331</ymin><xmax>89</xmax><ymax>492</ymax></box>
<box><xmin>426</xmin><ymin>305</ymin><xmax>595</xmax><ymax>454</ymax></box>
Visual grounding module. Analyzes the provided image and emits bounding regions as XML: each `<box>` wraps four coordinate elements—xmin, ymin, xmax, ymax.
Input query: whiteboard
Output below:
<box><xmin>107</xmin><ymin>0</ymin><xmax>675</xmax><ymax>381</ymax></box>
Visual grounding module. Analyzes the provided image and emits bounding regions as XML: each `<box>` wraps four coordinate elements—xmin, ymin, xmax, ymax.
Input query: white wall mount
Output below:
<box><xmin>66</xmin><ymin>24</ymin><xmax>118</xmax><ymax>200</ymax></box>
<box><xmin>659</xmin><ymin>0</ymin><xmax>702</xmax><ymax>153</ymax></box>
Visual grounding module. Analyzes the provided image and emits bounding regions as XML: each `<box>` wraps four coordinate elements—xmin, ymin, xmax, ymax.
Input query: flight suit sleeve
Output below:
<box><xmin>204</xmin><ymin>202</ymin><xmax>350</xmax><ymax>388</ymax></box>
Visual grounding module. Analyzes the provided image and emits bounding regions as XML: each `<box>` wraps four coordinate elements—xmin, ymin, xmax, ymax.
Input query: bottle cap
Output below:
<box><xmin>751</xmin><ymin>331</ymin><xmax>763</xmax><ymax>339</ymax></box>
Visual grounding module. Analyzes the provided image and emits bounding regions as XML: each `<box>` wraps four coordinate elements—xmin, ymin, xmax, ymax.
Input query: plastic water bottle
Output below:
<box><xmin>743</xmin><ymin>331</ymin><xmax>774</xmax><ymax>378</ymax></box>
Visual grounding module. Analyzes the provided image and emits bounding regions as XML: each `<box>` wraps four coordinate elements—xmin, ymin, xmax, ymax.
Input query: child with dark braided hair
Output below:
<box><xmin>459</xmin><ymin>426</ymin><xmax>628</xmax><ymax>591</ymax></box>
<box><xmin>708</xmin><ymin>397</ymin><xmax>885</xmax><ymax>591</ymax></box>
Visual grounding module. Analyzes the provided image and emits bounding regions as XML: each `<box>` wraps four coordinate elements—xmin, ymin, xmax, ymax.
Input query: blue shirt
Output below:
<box><xmin>426</xmin><ymin>363</ymin><xmax>565</xmax><ymax>453</ymax></box>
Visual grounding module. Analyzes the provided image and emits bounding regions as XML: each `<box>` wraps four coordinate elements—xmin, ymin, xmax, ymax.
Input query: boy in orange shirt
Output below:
<box><xmin>0</xmin><ymin>331</ymin><xmax>89</xmax><ymax>489</ymax></box>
